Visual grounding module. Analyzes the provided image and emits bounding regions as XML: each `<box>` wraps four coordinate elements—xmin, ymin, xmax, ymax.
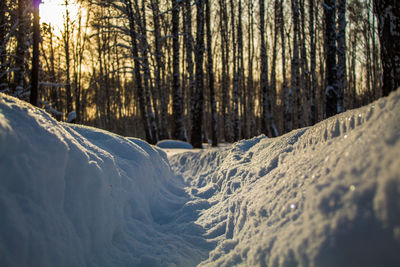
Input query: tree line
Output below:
<box><xmin>0</xmin><ymin>0</ymin><xmax>399</xmax><ymax>147</ymax></box>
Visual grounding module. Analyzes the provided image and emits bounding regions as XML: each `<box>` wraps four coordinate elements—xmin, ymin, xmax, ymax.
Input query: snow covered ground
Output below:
<box><xmin>0</xmin><ymin>89</ymin><xmax>399</xmax><ymax>267</ymax></box>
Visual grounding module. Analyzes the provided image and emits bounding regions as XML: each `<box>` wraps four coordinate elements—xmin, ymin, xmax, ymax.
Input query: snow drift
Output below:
<box><xmin>0</xmin><ymin>89</ymin><xmax>400</xmax><ymax>267</ymax></box>
<box><xmin>0</xmin><ymin>94</ymin><xmax>209</xmax><ymax>266</ymax></box>
<box><xmin>170</xmin><ymin>89</ymin><xmax>400</xmax><ymax>267</ymax></box>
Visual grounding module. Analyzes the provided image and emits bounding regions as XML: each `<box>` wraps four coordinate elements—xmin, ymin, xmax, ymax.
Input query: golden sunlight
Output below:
<box><xmin>39</xmin><ymin>0</ymin><xmax>79</xmax><ymax>31</ymax></box>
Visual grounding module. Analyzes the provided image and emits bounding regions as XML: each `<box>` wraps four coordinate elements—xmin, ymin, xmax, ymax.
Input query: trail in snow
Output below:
<box><xmin>0</xmin><ymin>89</ymin><xmax>399</xmax><ymax>267</ymax></box>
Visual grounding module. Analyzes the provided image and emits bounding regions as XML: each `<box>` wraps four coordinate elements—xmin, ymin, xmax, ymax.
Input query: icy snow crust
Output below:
<box><xmin>0</xmin><ymin>89</ymin><xmax>399</xmax><ymax>267</ymax></box>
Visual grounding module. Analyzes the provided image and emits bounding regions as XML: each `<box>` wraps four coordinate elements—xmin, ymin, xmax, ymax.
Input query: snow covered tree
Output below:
<box><xmin>373</xmin><ymin>0</ymin><xmax>400</xmax><ymax>96</ymax></box>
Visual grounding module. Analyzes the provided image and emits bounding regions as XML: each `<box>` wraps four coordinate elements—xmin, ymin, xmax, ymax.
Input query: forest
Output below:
<box><xmin>0</xmin><ymin>0</ymin><xmax>399</xmax><ymax>147</ymax></box>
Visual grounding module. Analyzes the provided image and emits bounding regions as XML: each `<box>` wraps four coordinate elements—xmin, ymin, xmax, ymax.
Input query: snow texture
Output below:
<box><xmin>170</xmin><ymin>89</ymin><xmax>400</xmax><ymax>267</ymax></box>
<box><xmin>0</xmin><ymin>93</ymin><xmax>210</xmax><ymax>267</ymax></box>
<box><xmin>1</xmin><ymin>89</ymin><xmax>400</xmax><ymax>267</ymax></box>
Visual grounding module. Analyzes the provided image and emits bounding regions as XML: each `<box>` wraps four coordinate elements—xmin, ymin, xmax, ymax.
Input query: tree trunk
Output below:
<box><xmin>281</xmin><ymin>0</ymin><xmax>289</xmax><ymax>133</ymax></box>
<box><xmin>14</xmin><ymin>0</ymin><xmax>29</xmax><ymax>96</ymax></box>
<box><xmin>125</xmin><ymin>0</ymin><xmax>153</xmax><ymax>143</ymax></box>
<box><xmin>30</xmin><ymin>0</ymin><xmax>40</xmax><ymax>106</ymax></box>
<box><xmin>259</xmin><ymin>0</ymin><xmax>271</xmax><ymax>136</ymax></box>
<box><xmin>0</xmin><ymin>0</ymin><xmax>8</xmax><ymax>90</ymax></box>
<box><xmin>191</xmin><ymin>0</ymin><xmax>205</xmax><ymax>148</ymax></box>
<box><xmin>172</xmin><ymin>0</ymin><xmax>186</xmax><ymax>141</ymax></box>
<box><xmin>230</xmin><ymin>0</ymin><xmax>240</xmax><ymax>141</ymax></box>
<box><xmin>337</xmin><ymin>0</ymin><xmax>346</xmax><ymax>112</ymax></box>
<box><xmin>151</xmin><ymin>0</ymin><xmax>168</xmax><ymax>139</ymax></box>
<box><xmin>373</xmin><ymin>0</ymin><xmax>400</xmax><ymax>96</ymax></box>
<box><xmin>140</xmin><ymin>0</ymin><xmax>159</xmax><ymax>142</ymax></box>
<box><xmin>218</xmin><ymin>0</ymin><xmax>232</xmax><ymax>142</ymax></box>
<box><xmin>206</xmin><ymin>0</ymin><xmax>217</xmax><ymax>147</ymax></box>
<box><xmin>324</xmin><ymin>0</ymin><xmax>338</xmax><ymax>118</ymax></box>
<box><xmin>309</xmin><ymin>0</ymin><xmax>317</xmax><ymax>125</ymax></box>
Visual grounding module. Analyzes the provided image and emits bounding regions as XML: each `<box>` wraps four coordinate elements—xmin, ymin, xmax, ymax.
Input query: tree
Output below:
<box><xmin>373</xmin><ymin>0</ymin><xmax>400</xmax><ymax>96</ymax></box>
<box><xmin>205</xmin><ymin>0</ymin><xmax>217</xmax><ymax>147</ymax></box>
<box><xmin>172</xmin><ymin>0</ymin><xmax>185</xmax><ymax>141</ymax></box>
<box><xmin>323</xmin><ymin>0</ymin><xmax>338</xmax><ymax>118</ymax></box>
<box><xmin>191</xmin><ymin>0</ymin><xmax>205</xmax><ymax>148</ymax></box>
<box><xmin>14</xmin><ymin>0</ymin><xmax>30</xmax><ymax>96</ymax></box>
<box><xmin>0</xmin><ymin>0</ymin><xmax>10</xmax><ymax>91</ymax></box>
<box><xmin>309</xmin><ymin>0</ymin><xmax>317</xmax><ymax>124</ymax></box>
<box><xmin>337</xmin><ymin>0</ymin><xmax>346</xmax><ymax>112</ymax></box>
<box><xmin>62</xmin><ymin>0</ymin><xmax>73</xmax><ymax>114</ymax></box>
<box><xmin>30</xmin><ymin>0</ymin><xmax>40</xmax><ymax>106</ymax></box>
<box><xmin>259</xmin><ymin>0</ymin><xmax>271</xmax><ymax>136</ymax></box>
<box><xmin>151</xmin><ymin>0</ymin><xmax>168</xmax><ymax>139</ymax></box>
<box><xmin>124</xmin><ymin>0</ymin><xmax>154</xmax><ymax>144</ymax></box>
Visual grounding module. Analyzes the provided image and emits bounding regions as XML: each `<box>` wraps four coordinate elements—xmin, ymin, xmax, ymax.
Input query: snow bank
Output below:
<box><xmin>1</xmin><ymin>89</ymin><xmax>400</xmax><ymax>267</ymax></box>
<box><xmin>156</xmin><ymin>139</ymin><xmax>194</xmax><ymax>149</ymax></box>
<box><xmin>170</xmin><ymin>89</ymin><xmax>400</xmax><ymax>266</ymax></box>
<box><xmin>0</xmin><ymin>94</ymin><xmax>210</xmax><ymax>267</ymax></box>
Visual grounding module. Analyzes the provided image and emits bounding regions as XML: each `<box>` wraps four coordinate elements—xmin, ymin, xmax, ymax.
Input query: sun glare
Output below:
<box><xmin>40</xmin><ymin>0</ymin><xmax>79</xmax><ymax>32</ymax></box>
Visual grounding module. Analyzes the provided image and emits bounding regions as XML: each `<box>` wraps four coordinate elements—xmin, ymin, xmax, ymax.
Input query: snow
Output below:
<box><xmin>156</xmin><ymin>139</ymin><xmax>194</xmax><ymax>149</ymax></box>
<box><xmin>1</xmin><ymin>89</ymin><xmax>400</xmax><ymax>266</ymax></box>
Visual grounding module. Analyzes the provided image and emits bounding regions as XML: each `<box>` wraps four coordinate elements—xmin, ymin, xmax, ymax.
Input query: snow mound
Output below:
<box><xmin>170</xmin><ymin>89</ymin><xmax>400</xmax><ymax>266</ymax></box>
<box><xmin>156</xmin><ymin>139</ymin><xmax>194</xmax><ymax>149</ymax></box>
<box><xmin>0</xmin><ymin>94</ymin><xmax>210</xmax><ymax>267</ymax></box>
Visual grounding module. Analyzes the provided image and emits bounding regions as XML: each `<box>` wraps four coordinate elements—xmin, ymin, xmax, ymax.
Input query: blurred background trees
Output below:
<box><xmin>0</xmin><ymin>0</ymin><xmax>396</xmax><ymax>146</ymax></box>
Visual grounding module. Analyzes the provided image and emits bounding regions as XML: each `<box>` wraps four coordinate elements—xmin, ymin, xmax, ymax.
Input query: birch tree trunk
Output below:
<box><xmin>140</xmin><ymin>0</ymin><xmax>159</xmax><ymax>142</ymax></box>
<box><xmin>230</xmin><ymin>0</ymin><xmax>240</xmax><ymax>141</ymax></box>
<box><xmin>172</xmin><ymin>0</ymin><xmax>186</xmax><ymax>141</ymax></box>
<box><xmin>205</xmin><ymin>0</ymin><xmax>218</xmax><ymax>147</ymax></box>
<box><xmin>151</xmin><ymin>0</ymin><xmax>168</xmax><ymax>139</ymax></box>
<box><xmin>124</xmin><ymin>0</ymin><xmax>153</xmax><ymax>143</ymax></box>
<box><xmin>63</xmin><ymin>0</ymin><xmax>73</xmax><ymax>115</ymax></box>
<box><xmin>259</xmin><ymin>0</ymin><xmax>272</xmax><ymax>136</ymax></box>
<box><xmin>218</xmin><ymin>0</ymin><xmax>232</xmax><ymax>142</ymax></box>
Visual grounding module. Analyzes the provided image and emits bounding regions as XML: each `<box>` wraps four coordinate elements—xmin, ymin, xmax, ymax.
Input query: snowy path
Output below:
<box><xmin>1</xmin><ymin>89</ymin><xmax>400</xmax><ymax>267</ymax></box>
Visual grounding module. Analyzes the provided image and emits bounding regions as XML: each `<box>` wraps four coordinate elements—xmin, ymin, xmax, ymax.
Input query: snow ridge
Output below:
<box><xmin>170</xmin><ymin>89</ymin><xmax>400</xmax><ymax>266</ymax></box>
<box><xmin>0</xmin><ymin>94</ymin><xmax>211</xmax><ymax>267</ymax></box>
